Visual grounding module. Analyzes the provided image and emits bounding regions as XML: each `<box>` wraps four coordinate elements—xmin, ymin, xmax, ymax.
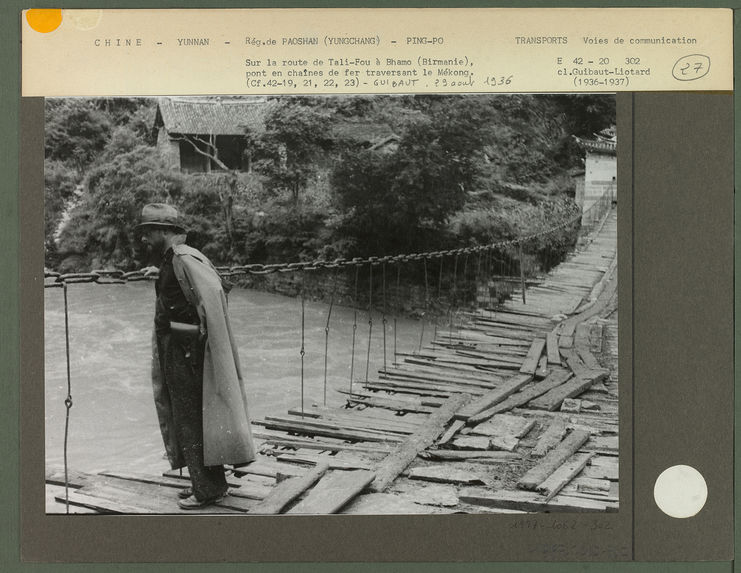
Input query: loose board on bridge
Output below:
<box><xmin>287</xmin><ymin>469</ymin><xmax>376</xmax><ymax>514</ymax></box>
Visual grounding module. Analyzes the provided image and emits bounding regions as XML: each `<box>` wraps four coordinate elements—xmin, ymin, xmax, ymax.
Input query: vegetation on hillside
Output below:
<box><xmin>45</xmin><ymin>95</ymin><xmax>614</xmax><ymax>276</ymax></box>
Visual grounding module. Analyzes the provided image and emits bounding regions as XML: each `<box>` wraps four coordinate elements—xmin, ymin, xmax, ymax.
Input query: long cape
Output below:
<box><xmin>151</xmin><ymin>244</ymin><xmax>255</xmax><ymax>468</ymax></box>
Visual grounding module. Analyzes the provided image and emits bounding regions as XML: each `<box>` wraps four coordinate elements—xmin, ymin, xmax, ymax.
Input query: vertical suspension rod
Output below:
<box><xmin>418</xmin><ymin>257</ymin><xmax>429</xmax><ymax>353</ymax></box>
<box><xmin>62</xmin><ymin>283</ymin><xmax>73</xmax><ymax>514</ymax></box>
<box><xmin>381</xmin><ymin>262</ymin><xmax>387</xmax><ymax>374</ymax></box>
<box><xmin>519</xmin><ymin>241</ymin><xmax>527</xmax><ymax>305</ymax></box>
<box><xmin>349</xmin><ymin>266</ymin><xmax>359</xmax><ymax>394</ymax></box>
<box><xmin>299</xmin><ymin>290</ymin><xmax>306</xmax><ymax>417</ymax></box>
<box><xmin>322</xmin><ymin>270</ymin><xmax>337</xmax><ymax>407</ymax></box>
<box><xmin>365</xmin><ymin>262</ymin><xmax>373</xmax><ymax>383</ymax></box>
<box><xmin>394</xmin><ymin>263</ymin><xmax>400</xmax><ymax>362</ymax></box>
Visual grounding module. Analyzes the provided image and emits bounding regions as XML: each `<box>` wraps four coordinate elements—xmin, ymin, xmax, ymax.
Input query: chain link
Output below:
<box><xmin>45</xmin><ymin>201</ymin><xmax>596</xmax><ymax>287</ymax></box>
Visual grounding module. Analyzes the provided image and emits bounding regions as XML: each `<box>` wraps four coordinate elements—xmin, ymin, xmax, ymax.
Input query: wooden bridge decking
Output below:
<box><xmin>48</xmin><ymin>208</ymin><xmax>619</xmax><ymax>515</ymax></box>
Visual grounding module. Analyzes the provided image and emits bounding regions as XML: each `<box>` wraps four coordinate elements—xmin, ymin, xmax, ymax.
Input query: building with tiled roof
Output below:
<box><xmin>572</xmin><ymin>127</ymin><xmax>617</xmax><ymax>223</ymax></box>
<box><xmin>153</xmin><ymin>96</ymin><xmax>272</xmax><ymax>172</ymax></box>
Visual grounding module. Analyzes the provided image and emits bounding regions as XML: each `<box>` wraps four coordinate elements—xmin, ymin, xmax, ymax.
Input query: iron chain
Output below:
<box><xmin>45</xmin><ymin>203</ymin><xmax>591</xmax><ymax>287</ymax></box>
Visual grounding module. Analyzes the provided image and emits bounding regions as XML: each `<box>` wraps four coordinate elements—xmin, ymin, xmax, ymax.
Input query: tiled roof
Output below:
<box><xmin>574</xmin><ymin>135</ymin><xmax>616</xmax><ymax>156</ymax></box>
<box><xmin>154</xmin><ymin>96</ymin><xmax>272</xmax><ymax>136</ymax></box>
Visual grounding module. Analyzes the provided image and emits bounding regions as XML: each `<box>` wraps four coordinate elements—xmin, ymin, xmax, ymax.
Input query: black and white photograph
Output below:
<box><xmin>44</xmin><ymin>93</ymin><xmax>618</xmax><ymax>515</ymax></box>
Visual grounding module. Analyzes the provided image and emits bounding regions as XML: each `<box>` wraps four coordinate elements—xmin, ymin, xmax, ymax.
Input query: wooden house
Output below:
<box><xmin>153</xmin><ymin>96</ymin><xmax>271</xmax><ymax>173</ymax></box>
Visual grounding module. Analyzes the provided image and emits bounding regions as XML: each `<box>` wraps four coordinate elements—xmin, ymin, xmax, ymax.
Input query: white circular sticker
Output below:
<box><xmin>653</xmin><ymin>465</ymin><xmax>707</xmax><ymax>518</ymax></box>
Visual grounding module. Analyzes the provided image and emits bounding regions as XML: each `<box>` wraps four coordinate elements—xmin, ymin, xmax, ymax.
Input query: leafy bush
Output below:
<box><xmin>57</xmin><ymin>145</ymin><xmax>183</xmax><ymax>270</ymax></box>
<box><xmin>46</xmin><ymin>94</ymin><xmax>614</xmax><ymax>281</ymax></box>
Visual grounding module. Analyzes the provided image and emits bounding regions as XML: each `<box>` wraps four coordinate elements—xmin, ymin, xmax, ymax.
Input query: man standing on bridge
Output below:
<box><xmin>138</xmin><ymin>203</ymin><xmax>255</xmax><ymax>510</ymax></box>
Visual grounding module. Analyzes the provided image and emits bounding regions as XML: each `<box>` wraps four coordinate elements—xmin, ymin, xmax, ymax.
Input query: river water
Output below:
<box><xmin>45</xmin><ymin>282</ymin><xmax>431</xmax><ymax>475</ymax></box>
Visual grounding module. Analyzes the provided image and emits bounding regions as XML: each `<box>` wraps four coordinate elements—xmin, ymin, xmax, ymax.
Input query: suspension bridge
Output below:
<box><xmin>45</xmin><ymin>198</ymin><xmax>618</xmax><ymax>514</ymax></box>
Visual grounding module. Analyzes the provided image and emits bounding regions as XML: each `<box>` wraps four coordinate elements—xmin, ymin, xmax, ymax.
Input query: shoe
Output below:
<box><xmin>177</xmin><ymin>494</ymin><xmax>224</xmax><ymax>510</ymax></box>
<box><xmin>177</xmin><ymin>487</ymin><xmax>193</xmax><ymax>499</ymax></box>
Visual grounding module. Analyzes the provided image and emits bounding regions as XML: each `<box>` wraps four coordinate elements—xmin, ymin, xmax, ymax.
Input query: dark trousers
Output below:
<box><xmin>159</xmin><ymin>333</ymin><xmax>228</xmax><ymax>501</ymax></box>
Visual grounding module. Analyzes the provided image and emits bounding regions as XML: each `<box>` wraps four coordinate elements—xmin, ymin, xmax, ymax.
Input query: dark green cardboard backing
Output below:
<box><xmin>2</xmin><ymin>1</ymin><xmax>737</xmax><ymax>571</ymax></box>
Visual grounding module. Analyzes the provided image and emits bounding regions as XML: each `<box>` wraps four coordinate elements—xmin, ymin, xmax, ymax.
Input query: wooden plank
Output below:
<box><xmin>251</xmin><ymin>463</ymin><xmax>329</xmax><ymax>514</ymax></box>
<box><xmin>293</xmin><ymin>403</ymin><xmax>424</xmax><ymax>425</ymax></box>
<box><xmin>59</xmin><ymin>491</ymin><xmax>163</xmax><ymax>515</ymax></box>
<box><xmin>336</xmin><ymin>390</ymin><xmax>438</xmax><ymax>413</ymax></box>
<box><xmin>46</xmin><ymin>484</ymin><xmax>100</xmax><ymax>514</ymax></box>
<box><xmin>162</xmin><ymin>468</ymin><xmax>249</xmax><ymax>488</ymax></box>
<box><xmin>546</xmin><ymin>331</ymin><xmax>562</xmax><ymax>364</ymax></box>
<box><xmin>254</xmin><ymin>433</ymin><xmax>392</xmax><ymax>455</ymax></box>
<box><xmin>275</xmin><ymin>453</ymin><xmax>373</xmax><ymax>471</ymax></box>
<box><xmin>454</xmin><ymin>347</ymin><xmax>526</xmax><ymax>364</ymax></box>
<box><xmin>468</xmin><ymin>368</ymin><xmax>573</xmax><ymax>424</ymax></box>
<box><xmin>99</xmin><ymin>470</ymin><xmax>197</xmax><ymax>491</ymax></box>
<box><xmin>453</xmin><ymin>330</ymin><xmax>532</xmax><ymax>347</ymax></box>
<box><xmin>575</xmin><ymin>477</ymin><xmax>611</xmax><ymax>492</ymax></box>
<box><xmin>511</xmin><ymin>408</ymin><xmax>619</xmax><ymax>432</ymax></box>
<box><xmin>582</xmin><ymin>435</ymin><xmax>619</xmax><ymax>453</ymax></box>
<box><xmin>469</xmin><ymin>414</ymin><xmax>535</xmax><ymax>439</ymax></box>
<box><xmin>341</xmin><ymin>493</ymin><xmax>447</xmax><ymax>515</ymax></box>
<box><xmin>559</xmin><ymin>490</ymin><xmax>619</xmax><ymax>504</ymax></box>
<box><xmin>463</xmin><ymin>326</ymin><xmax>537</xmax><ymax>342</ymax></box>
<box><xmin>126</xmin><ymin>468</ymin><xmax>271</xmax><ymax>489</ymax></box>
<box><xmin>380</xmin><ymin>370</ymin><xmax>496</xmax><ymax>392</ymax></box>
<box><xmin>407</xmin><ymin>466</ymin><xmax>486</xmax><ymax>485</ymax></box>
<box><xmin>536</xmin><ymin>452</ymin><xmax>593</xmax><ymax>501</ymax></box>
<box><xmin>590</xmin><ymin>455</ymin><xmax>619</xmax><ymax>470</ymax></box>
<box><xmin>517</xmin><ymin>430</ymin><xmax>591</xmax><ymax>490</ymax></box>
<box><xmin>442</xmin><ymin>343</ymin><xmax>529</xmax><ymax>358</ymax></box>
<box><xmin>438</xmin><ymin>419</ymin><xmax>466</xmax><ymax>446</ymax></box>
<box><xmin>519</xmin><ymin>338</ymin><xmax>546</xmax><ymax>375</ymax></box>
<box><xmin>422</xmin><ymin>354</ymin><xmax>522</xmax><ymax>372</ymax></box>
<box><xmin>528</xmin><ymin>371</ymin><xmax>609</xmax><ymax>411</ymax></box>
<box><xmin>531</xmin><ymin>418</ymin><xmax>568</xmax><ymax>457</ymax></box>
<box><xmin>471</xmin><ymin>322</ymin><xmax>542</xmax><ymax>339</ymax></box>
<box><xmin>458</xmin><ymin>488</ymin><xmax>610</xmax><ymax>512</ymax></box>
<box><xmin>589</xmin><ymin>322</ymin><xmax>605</xmax><ymax>354</ymax></box>
<box><xmin>576</xmin><ymin>347</ymin><xmax>603</xmax><ymax>371</ymax></box>
<box><xmin>490</xmin><ymin>435</ymin><xmax>521</xmax><ymax>451</ymax></box>
<box><xmin>407</xmin><ymin>484</ymin><xmax>459</xmax><ymax>507</ymax></box>
<box><xmin>395</xmin><ymin>357</ymin><xmax>508</xmax><ymax>380</ymax></box>
<box><xmin>345</xmin><ymin>406</ymin><xmax>429</xmax><ymax>427</ymax></box>
<box><xmin>287</xmin><ymin>407</ymin><xmax>417</xmax><ymax>434</ymax></box>
<box><xmin>609</xmin><ymin>482</ymin><xmax>620</xmax><ymax>499</ymax></box>
<box><xmin>385</xmin><ymin>363</ymin><xmax>499</xmax><ymax>386</ymax></box>
<box><xmin>536</xmin><ymin>355</ymin><xmax>549</xmax><ymax>379</ymax></box>
<box><xmin>362</xmin><ymin>381</ymin><xmax>453</xmax><ymax>399</ymax></box>
<box><xmin>575</xmin><ymin>322</ymin><xmax>591</xmax><ymax>348</ymax></box>
<box><xmin>559</xmin><ymin>335</ymin><xmax>574</xmax><ymax>349</ymax></box>
<box><xmin>45</xmin><ymin>468</ymin><xmax>94</xmax><ymax>489</ymax></box>
<box><xmin>76</xmin><ymin>476</ymin><xmax>249</xmax><ymax>513</ymax></box>
<box><xmin>451</xmin><ymin>436</ymin><xmax>492</xmax><ymax>450</ymax></box>
<box><xmin>421</xmin><ymin>449</ymin><xmax>520</xmax><ymax>462</ymax></box>
<box><xmin>402</xmin><ymin>356</ymin><xmax>507</xmax><ymax>378</ymax></box>
<box><xmin>287</xmin><ymin>470</ymin><xmax>375</xmax><ymax>514</ymax></box>
<box><xmin>369</xmin><ymin>393</ymin><xmax>471</xmax><ymax>493</ymax></box>
<box><xmin>454</xmin><ymin>374</ymin><xmax>533</xmax><ymax>421</ymax></box>
<box><xmin>264</xmin><ymin>414</ymin><xmax>407</xmax><ymax>439</ymax></box>
<box><xmin>478</xmin><ymin>311</ymin><xmax>553</xmax><ymax>329</ymax></box>
<box><xmin>257</xmin><ymin>418</ymin><xmax>404</xmax><ymax>444</ymax></box>
<box><xmin>561</xmin><ymin>348</ymin><xmax>597</xmax><ymax>379</ymax></box>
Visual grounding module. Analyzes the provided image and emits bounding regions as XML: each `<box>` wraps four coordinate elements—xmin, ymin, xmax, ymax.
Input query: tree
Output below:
<box><xmin>170</xmin><ymin>133</ymin><xmax>248</xmax><ymax>253</ymax></box>
<box><xmin>44</xmin><ymin>160</ymin><xmax>81</xmax><ymax>266</ymax></box>
<box><xmin>45</xmin><ymin>99</ymin><xmax>112</xmax><ymax>174</ymax></box>
<box><xmin>57</xmin><ymin>145</ymin><xmax>184</xmax><ymax>270</ymax></box>
<box><xmin>255</xmin><ymin>99</ymin><xmax>333</xmax><ymax>206</ymax></box>
<box><xmin>331</xmin><ymin>96</ymin><xmax>493</xmax><ymax>256</ymax></box>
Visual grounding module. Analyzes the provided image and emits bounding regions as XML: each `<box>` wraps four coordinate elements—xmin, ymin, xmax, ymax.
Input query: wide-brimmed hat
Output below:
<box><xmin>136</xmin><ymin>203</ymin><xmax>187</xmax><ymax>233</ymax></box>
